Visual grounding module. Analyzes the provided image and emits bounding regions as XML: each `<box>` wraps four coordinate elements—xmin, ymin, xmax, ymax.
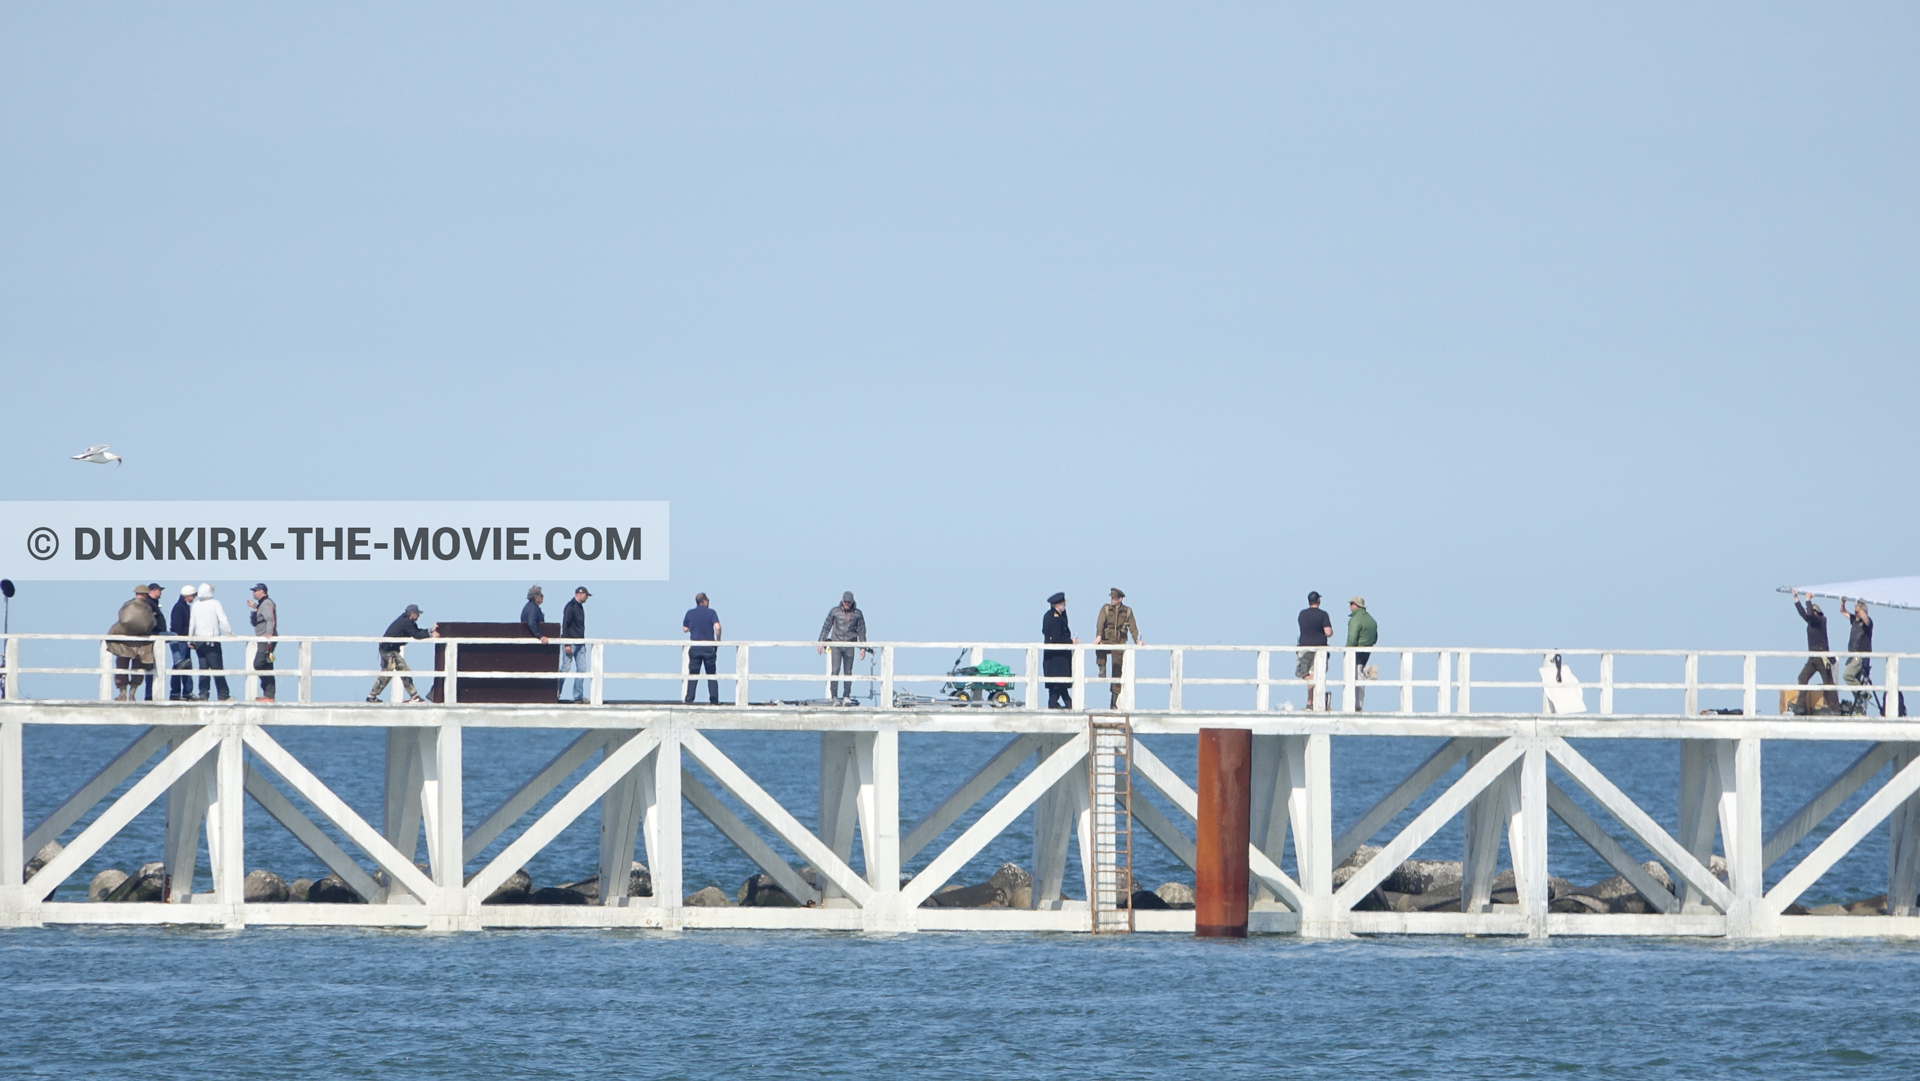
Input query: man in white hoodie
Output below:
<box><xmin>189</xmin><ymin>582</ymin><xmax>234</xmax><ymax>701</ymax></box>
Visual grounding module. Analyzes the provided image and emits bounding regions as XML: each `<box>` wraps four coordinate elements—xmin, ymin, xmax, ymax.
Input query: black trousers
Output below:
<box><xmin>254</xmin><ymin>642</ymin><xmax>276</xmax><ymax>700</ymax></box>
<box><xmin>829</xmin><ymin>646</ymin><xmax>857</xmax><ymax>700</ymax></box>
<box><xmin>1047</xmin><ymin>683</ymin><xmax>1073</xmax><ymax>709</ymax></box>
<box><xmin>686</xmin><ymin>647</ymin><xmax>718</xmax><ymax>703</ymax></box>
<box><xmin>194</xmin><ymin>643</ymin><xmax>231</xmax><ymax>700</ymax></box>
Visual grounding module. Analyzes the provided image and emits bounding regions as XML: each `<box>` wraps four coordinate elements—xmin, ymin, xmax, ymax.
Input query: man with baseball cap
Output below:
<box><xmin>559</xmin><ymin>586</ymin><xmax>591</xmax><ymax>703</ymax></box>
<box><xmin>1347</xmin><ymin>597</ymin><xmax>1378</xmax><ymax>712</ymax></box>
<box><xmin>370</xmin><ymin>604</ymin><xmax>438</xmax><ymax>703</ymax></box>
<box><xmin>247</xmin><ymin>583</ymin><xmax>277</xmax><ymax>702</ymax></box>
<box><xmin>1297</xmin><ymin>591</ymin><xmax>1332</xmax><ymax>710</ymax></box>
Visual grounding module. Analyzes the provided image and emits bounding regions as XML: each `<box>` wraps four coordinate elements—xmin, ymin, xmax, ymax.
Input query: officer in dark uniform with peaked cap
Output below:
<box><xmin>1041</xmin><ymin>592</ymin><xmax>1078</xmax><ymax>709</ymax></box>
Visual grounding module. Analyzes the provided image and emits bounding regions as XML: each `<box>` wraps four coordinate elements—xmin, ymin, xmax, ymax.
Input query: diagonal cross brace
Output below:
<box><xmin>244</xmin><ymin>765</ymin><xmax>383</xmax><ymax>902</ymax></box>
<box><xmin>1333</xmin><ymin>737</ymin><xmax>1470</xmax><ymax>865</ymax></box>
<box><xmin>1765</xmin><ymin>752</ymin><xmax>1920</xmax><ymax>915</ymax></box>
<box><xmin>902</xmin><ymin>732</ymin><xmax>1088</xmax><ymax>909</ymax></box>
<box><xmin>1763</xmin><ymin>742</ymin><xmax>1896</xmax><ymax>870</ymax></box>
<box><xmin>1333</xmin><ymin>737</ymin><xmax>1524</xmax><ymax>911</ymax></box>
<box><xmin>679</xmin><ymin>729</ymin><xmax>874</xmax><ymax>906</ymax></box>
<box><xmin>1545</xmin><ymin>737</ymin><xmax>1733</xmax><ymax>913</ymax></box>
<box><xmin>466</xmin><ymin>730</ymin><xmax>662</xmax><ymax>902</ymax></box>
<box><xmin>243</xmin><ymin>727</ymin><xmax>439</xmax><ymax>904</ymax></box>
<box><xmin>901</xmin><ymin>734</ymin><xmax>1041</xmax><ymax>863</ymax></box>
<box><xmin>1546</xmin><ymin>780</ymin><xmax>1676</xmax><ymax>914</ymax></box>
<box><xmin>681</xmin><ymin>768</ymin><xmax>822</xmax><ymax>906</ymax></box>
<box><xmin>25</xmin><ymin>726</ymin><xmax>221</xmax><ymax>902</ymax></box>
<box><xmin>24</xmin><ymin>725</ymin><xmax>185</xmax><ymax>857</ymax></box>
<box><xmin>463</xmin><ymin>730</ymin><xmax>615</xmax><ymax>863</ymax></box>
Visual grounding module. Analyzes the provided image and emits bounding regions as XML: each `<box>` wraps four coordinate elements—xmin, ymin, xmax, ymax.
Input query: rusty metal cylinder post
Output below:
<box><xmin>1195</xmin><ymin>727</ymin><xmax>1252</xmax><ymax>938</ymax></box>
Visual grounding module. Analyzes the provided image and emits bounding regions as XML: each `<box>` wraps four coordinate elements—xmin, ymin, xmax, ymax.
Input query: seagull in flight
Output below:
<box><xmin>71</xmin><ymin>444</ymin><xmax>123</xmax><ymax>466</ymax></box>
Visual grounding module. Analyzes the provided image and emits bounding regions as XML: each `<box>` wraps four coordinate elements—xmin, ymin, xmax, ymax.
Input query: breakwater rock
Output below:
<box><xmin>104</xmin><ymin>862</ymin><xmax>166</xmax><ymax>903</ymax></box>
<box><xmin>24</xmin><ymin>840</ymin><xmax>62</xmax><ymax>880</ymax></box>
<box><xmin>243</xmin><ymin>870</ymin><xmax>290</xmax><ymax>903</ymax></box>
<box><xmin>89</xmin><ymin>868</ymin><xmax>129</xmax><ymax>902</ymax></box>
<box><xmin>683</xmin><ymin>885</ymin><xmax>732</xmax><ymax>906</ymax></box>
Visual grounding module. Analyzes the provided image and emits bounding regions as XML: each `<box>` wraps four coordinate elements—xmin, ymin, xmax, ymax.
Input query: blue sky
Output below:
<box><xmin>2</xmin><ymin>2</ymin><xmax>1915</xmax><ymax>652</ymax></box>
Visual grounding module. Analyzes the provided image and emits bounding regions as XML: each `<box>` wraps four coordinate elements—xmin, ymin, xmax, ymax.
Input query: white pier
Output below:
<box><xmin>3</xmin><ymin>634</ymin><xmax>1918</xmax><ymax>937</ymax></box>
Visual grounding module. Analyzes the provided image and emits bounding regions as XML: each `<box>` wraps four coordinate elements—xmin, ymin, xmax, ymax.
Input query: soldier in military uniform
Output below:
<box><xmin>1094</xmin><ymin>588</ymin><xmax>1142</xmax><ymax>709</ymax></box>
<box><xmin>1041</xmin><ymin>592</ymin><xmax>1078</xmax><ymax>709</ymax></box>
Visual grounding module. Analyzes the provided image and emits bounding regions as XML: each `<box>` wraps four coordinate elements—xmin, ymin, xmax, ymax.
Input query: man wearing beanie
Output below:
<box><xmin>818</xmin><ymin>591</ymin><xmax>868</xmax><ymax>704</ymax></box>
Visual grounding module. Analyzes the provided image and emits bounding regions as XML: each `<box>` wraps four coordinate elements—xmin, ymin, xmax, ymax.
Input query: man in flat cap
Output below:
<box><xmin>1347</xmin><ymin>596</ymin><xmax>1378</xmax><ymax>711</ymax></box>
<box><xmin>818</xmin><ymin>591</ymin><xmax>868</xmax><ymax>704</ymax></box>
<box><xmin>1094</xmin><ymin>588</ymin><xmax>1142</xmax><ymax>710</ymax></box>
<box><xmin>1042</xmin><ymin>593</ymin><xmax>1079</xmax><ymax>709</ymax></box>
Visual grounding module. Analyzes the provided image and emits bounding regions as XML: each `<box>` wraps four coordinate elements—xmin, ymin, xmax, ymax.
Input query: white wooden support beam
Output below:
<box><xmin>242</xmin><ymin>727</ymin><xmax>438</xmax><ymax>903</ymax></box>
<box><xmin>1461</xmin><ymin>739</ymin><xmax>1518</xmax><ymax>913</ymax></box>
<box><xmin>1546</xmin><ymin>780</ymin><xmax>1676</xmax><ymax>913</ymax></box>
<box><xmin>902</xmin><ymin>732</ymin><xmax>1089</xmax><ymax>910</ymax></box>
<box><xmin>817</xmin><ymin>732</ymin><xmax>858</xmax><ymax>901</ymax></box>
<box><xmin>1332</xmin><ymin>738</ymin><xmax>1469</xmax><ymax>865</ymax></box>
<box><xmin>1031</xmin><ymin>735</ymin><xmax>1083</xmax><ymax>904</ymax></box>
<box><xmin>1517</xmin><ymin>740</ymin><xmax>1549</xmax><ymax>938</ymax></box>
<box><xmin>855</xmin><ymin>730</ymin><xmax>901</xmax><ymax>896</ymax></box>
<box><xmin>1888</xmin><ymin>745</ymin><xmax>1920</xmax><ymax>916</ymax></box>
<box><xmin>25</xmin><ymin>727</ymin><xmax>220</xmax><ymax>902</ymax></box>
<box><xmin>163</xmin><ymin>733</ymin><xmax>215</xmax><ymax>902</ymax></box>
<box><xmin>901</xmin><ymin>735</ymin><xmax>1039</xmax><ymax>863</ymax></box>
<box><xmin>243</xmin><ymin>765</ymin><xmax>381</xmax><ymax>902</ymax></box>
<box><xmin>681</xmin><ymin>766</ymin><xmax>821</xmax><ymax>906</ymax></box>
<box><xmin>424</xmin><ymin>722</ymin><xmax>464</xmax><ymax>901</ymax></box>
<box><xmin>1546</xmin><ymin>737</ymin><xmax>1733</xmax><ymax>912</ymax></box>
<box><xmin>1332</xmin><ymin>738</ymin><xmax>1523</xmax><ymax>911</ymax></box>
<box><xmin>1766</xmin><ymin>752</ymin><xmax>1920</xmax><ymax>915</ymax></box>
<box><xmin>1289</xmin><ymin>733</ymin><xmax>1337</xmax><ymax>936</ymax></box>
<box><xmin>1724</xmin><ymin>737</ymin><xmax>1765</xmax><ymax>936</ymax></box>
<box><xmin>1676</xmin><ymin>740</ymin><xmax>1728</xmax><ymax>912</ymax></box>
<box><xmin>210</xmin><ymin>725</ymin><xmax>246</xmax><ymax>919</ymax></box>
<box><xmin>1249</xmin><ymin>735</ymin><xmax>1290</xmax><ymax>903</ymax></box>
<box><xmin>382</xmin><ymin>727</ymin><xmax>424</xmax><ymax>874</ymax></box>
<box><xmin>0</xmin><ymin>718</ymin><xmax>23</xmax><ymax>923</ymax></box>
<box><xmin>464</xmin><ymin>730</ymin><xmax>661</xmax><ymax>902</ymax></box>
<box><xmin>463</xmin><ymin>730</ymin><xmax>613</xmax><ymax>862</ymax></box>
<box><xmin>24</xmin><ymin>726</ymin><xmax>177</xmax><ymax>856</ymax></box>
<box><xmin>679</xmin><ymin>728</ymin><xmax>873</xmax><ymax>905</ymax></box>
<box><xmin>645</xmin><ymin>732</ymin><xmax>681</xmax><ymax>915</ymax></box>
<box><xmin>597</xmin><ymin>732</ymin><xmax>647</xmax><ymax>906</ymax></box>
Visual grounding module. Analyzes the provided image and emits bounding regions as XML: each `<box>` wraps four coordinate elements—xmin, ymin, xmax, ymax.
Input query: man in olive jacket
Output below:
<box><xmin>1347</xmin><ymin>597</ymin><xmax>1379</xmax><ymax>712</ymax></box>
<box><xmin>1094</xmin><ymin>588</ymin><xmax>1142</xmax><ymax>709</ymax></box>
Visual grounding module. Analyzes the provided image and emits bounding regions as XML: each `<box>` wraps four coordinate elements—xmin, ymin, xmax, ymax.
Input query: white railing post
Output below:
<box><xmin>1168</xmin><ymin>649</ymin><xmax>1184</xmax><ymax>712</ymax></box>
<box><xmin>1339</xmin><ymin>648</ymin><xmax>1355</xmax><ymax>713</ymax></box>
<box><xmin>1255</xmin><ymin>649</ymin><xmax>1269</xmax><ymax>712</ymax></box>
<box><xmin>391</xmin><ymin>645</ymin><xmax>404</xmax><ymax>703</ymax></box>
<box><xmin>1456</xmin><ymin>651</ymin><xmax>1471</xmax><ymax>714</ymax></box>
<box><xmin>244</xmin><ymin>638</ymin><xmax>259</xmax><ymax>702</ymax></box>
<box><xmin>878</xmin><ymin>645</ymin><xmax>893</xmax><ymax>710</ymax></box>
<box><xmin>1888</xmin><ymin>656</ymin><xmax>1902</xmax><ymax>718</ymax></box>
<box><xmin>1437</xmin><ymin>651</ymin><xmax>1452</xmax><ymax>714</ymax></box>
<box><xmin>3</xmin><ymin>636</ymin><xmax>16</xmax><ymax>700</ymax></box>
<box><xmin>1071</xmin><ymin>645</ymin><xmax>1085</xmax><ymax>710</ymax></box>
<box><xmin>1121</xmin><ymin>645</ymin><xmax>1137</xmax><ymax>711</ymax></box>
<box><xmin>1741</xmin><ymin>653</ymin><xmax>1756</xmax><ymax>718</ymax></box>
<box><xmin>99</xmin><ymin>640</ymin><xmax>113</xmax><ymax>701</ymax></box>
<box><xmin>155</xmin><ymin>637</ymin><xmax>172</xmax><ymax>702</ymax></box>
<box><xmin>591</xmin><ymin>641</ymin><xmax>605</xmax><ymax>706</ymax></box>
<box><xmin>1024</xmin><ymin>646</ymin><xmax>1040</xmax><ymax>710</ymax></box>
<box><xmin>1400</xmin><ymin>650</ymin><xmax>1413</xmax><ymax>713</ymax></box>
<box><xmin>1684</xmin><ymin>654</ymin><xmax>1699</xmax><ymax>716</ymax></box>
<box><xmin>1</xmin><ymin>716</ymin><xmax>22</xmax><ymax>907</ymax></box>
<box><xmin>444</xmin><ymin>642</ymin><xmax>459</xmax><ymax>705</ymax></box>
<box><xmin>1311</xmin><ymin>648</ymin><xmax>1327</xmax><ymax>711</ymax></box>
<box><xmin>298</xmin><ymin>640</ymin><xmax>313</xmax><ymax>704</ymax></box>
<box><xmin>1600</xmin><ymin>653</ymin><xmax>1614</xmax><ymax>716</ymax></box>
<box><xmin>732</xmin><ymin>643</ymin><xmax>747</xmax><ymax>707</ymax></box>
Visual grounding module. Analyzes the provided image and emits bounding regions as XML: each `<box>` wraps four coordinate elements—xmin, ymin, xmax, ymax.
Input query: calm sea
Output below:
<box><xmin>4</xmin><ymin>726</ymin><xmax>1914</xmax><ymax>1076</ymax></box>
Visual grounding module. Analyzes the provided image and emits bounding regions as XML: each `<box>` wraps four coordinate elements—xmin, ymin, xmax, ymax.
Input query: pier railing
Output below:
<box><xmin>0</xmin><ymin>633</ymin><xmax>1903</xmax><ymax>716</ymax></box>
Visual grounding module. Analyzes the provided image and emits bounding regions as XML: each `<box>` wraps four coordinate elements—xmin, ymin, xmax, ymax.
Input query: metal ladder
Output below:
<box><xmin>1088</xmin><ymin>713</ymin><xmax>1134</xmax><ymax>933</ymax></box>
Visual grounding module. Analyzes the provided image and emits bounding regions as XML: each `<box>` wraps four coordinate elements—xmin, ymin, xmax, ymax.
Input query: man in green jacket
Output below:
<box><xmin>1347</xmin><ymin>597</ymin><xmax>1379</xmax><ymax>712</ymax></box>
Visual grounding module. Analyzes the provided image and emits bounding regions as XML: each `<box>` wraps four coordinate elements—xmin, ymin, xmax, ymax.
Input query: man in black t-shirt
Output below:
<box><xmin>682</xmin><ymin>593</ymin><xmax>722</xmax><ymax>704</ymax></box>
<box><xmin>1296</xmin><ymin>591</ymin><xmax>1333</xmax><ymax>711</ymax></box>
